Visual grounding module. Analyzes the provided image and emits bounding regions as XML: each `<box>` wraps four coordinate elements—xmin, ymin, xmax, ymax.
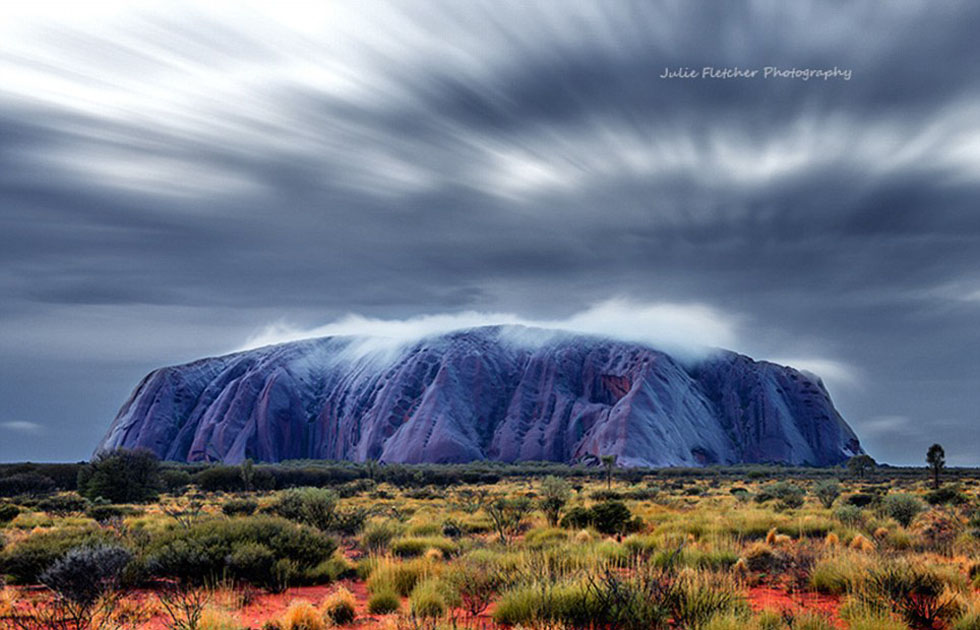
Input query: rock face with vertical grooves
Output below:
<box><xmin>96</xmin><ymin>326</ymin><xmax>863</xmax><ymax>466</ymax></box>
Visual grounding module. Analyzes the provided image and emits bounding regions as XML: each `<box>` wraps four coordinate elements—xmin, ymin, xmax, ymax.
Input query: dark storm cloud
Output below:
<box><xmin>2</xmin><ymin>1</ymin><xmax>979</xmax><ymax>464</ymax></box>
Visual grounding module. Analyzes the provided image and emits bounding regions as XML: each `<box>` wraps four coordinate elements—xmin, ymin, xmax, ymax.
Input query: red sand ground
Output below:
<box><xmin>9</xmin><ymin>579</ymin><xmax>848</xmax><ymax>630</ymax></box>
<box><xmin>746</xmin><ymin>585</ymin><xmax>844</xmax><ymax>629</ymax></box>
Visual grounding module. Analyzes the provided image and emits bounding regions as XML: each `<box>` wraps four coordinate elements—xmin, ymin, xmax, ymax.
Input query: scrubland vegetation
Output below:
<box><xmin>2</xmin><ymin>451</ymin><xmax>980</xmax><ymax>630</ymax></box>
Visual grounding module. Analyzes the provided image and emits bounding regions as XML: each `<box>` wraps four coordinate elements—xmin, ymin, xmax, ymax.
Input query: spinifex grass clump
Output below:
<box><xmin>366</xmin><ymin>555</ymin><xmax>442</xmax><ymax>597</ymax></box>
<box><xmin>494</xmin><ymin>560</ymin><xmax>744</xmax><ymax>630</ymax></box>
<box><xmin>851</xmin><ymin>559</ymin><xmax>964</xmax><ymax>629</ymax></box>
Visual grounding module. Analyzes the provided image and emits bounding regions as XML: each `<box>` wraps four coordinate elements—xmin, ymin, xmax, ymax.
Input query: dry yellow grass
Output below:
<box><xmin>279</xmin><ymin>600</ymin><xmax>326</xmax><ymax>630</ymax></box>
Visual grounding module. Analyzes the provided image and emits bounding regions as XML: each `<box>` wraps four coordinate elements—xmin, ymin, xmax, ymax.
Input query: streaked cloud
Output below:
<box><xmin>1</xmin><ymin>1</ymin><xmax>979</xmax><ymax>464</ymax></box>
<box><xmin>1</xmin><ymin>420</ymin><xmax>44</xmax><ymax>434</ymax></box>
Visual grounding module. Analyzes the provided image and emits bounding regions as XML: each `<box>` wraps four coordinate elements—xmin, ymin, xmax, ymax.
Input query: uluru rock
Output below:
<box><xmin>96</xmin><ymin>326</ymin><xmax>863</xmax><ymax>467</ymax></box>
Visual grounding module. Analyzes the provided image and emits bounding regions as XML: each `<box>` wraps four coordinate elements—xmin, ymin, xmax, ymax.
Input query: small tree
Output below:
<box><xmin>539</xmin><ymin>476</ymin><xmax>572</xmax><ymax>526</ymax></box>
<box><xmin>846</xmin><ymin>454</ymin><xmax>876</xmax><ymax>480</ymax></box>
<box><xmin>485</xmin><ymin>497</ymin><xmax>533</xmax><ymax>543</ymax></box>
<box><xmin>813</xmin><ymin>480</ymin><xmax>842</xmax><ymax>509</ymax></box>
<box><xmin>78</xmin><ymin>449</ymin><xmax>161</xmax><ymax>503</ymax></box>
<box><xmin>600</xmin><ymin>455</ymin><xmax>617</xmax><ymax>490</ymax></box>
<box><xmin>926</xmin><ymin>444</ymin><xmax>945</xmax><ymax>490</ymax></box>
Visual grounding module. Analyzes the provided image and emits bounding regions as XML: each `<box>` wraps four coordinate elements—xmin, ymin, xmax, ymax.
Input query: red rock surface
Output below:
<box><xmin>98</xmin><ymin>326</ymin><xmax>862</xmax><ymax>467</ymax></box>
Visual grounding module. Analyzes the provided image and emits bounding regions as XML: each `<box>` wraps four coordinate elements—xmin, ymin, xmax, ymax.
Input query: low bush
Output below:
<box><xmin>0</xmin><ymin>472</ymin><xmax>56</xmax><ymax>497</ymax></box>
<box><xmin>834</xmin><ymin>504</ymin><xmax>865</xmax><ymax>526</ymax></box>
<box><xmin>925</xmin><ymin>486</ymin><xmax>969</xmax><ymax>506</ymax></box>
<box><xmin>146</xmin><ymin>515</ymin><xmax>336</xmax><ymax>589</ymax></box>
<box><xmin>367</xmin><ymin>589</ymin><xmax>400</xmax><ymax>614</ymax></box>
<box><xmin>278</xmin><ymin>600</ymin><xmax>324</xmax><ymax>630</ymax></box>
<box><xmin>360</xmin><ymin>519</ymin><xmax>401</xmax><ymax>552</ymax></box>
<box><xmin>443</xmin><ymin>556</ymin><xmax>503</xmax><ymax>616</ymax></box>
<box><xmin>0</xmin><ymin>525</ymin><xmax>116</xmax><ymax>583</ymax></box>
<box><xmin>558</xmin><ymin>501</ymin><xmax>638</xmax><ymax>535</ymax></box>
<box><xmin>37</xmin><ymin>493</ymin><xmax>89</xmax><ymax>516</ymax></box>
<box><xmin>221</xmin><ymin>498</ymin><xmax>258</xmax><ymax>517</ymax></box>
<box><xmin>560</xmin><ymin>506</ymin><xmax>594</xmax><ymax>529</ymax></box>
<box><xmin>367</xmin><ymin>557</ymin><xmax>439</xmax><ymax>597</ymax></box>
<box><xmin>493</xmin><ymin>580</ymin><xmax>598</xmax><ymax>628</ymax></box>
<box><xmin>410</xmin><ymin>579</ymin><xmax>446</xmax><ymax>618</ymax></box>
<box><xmin>861</xmin><ymin>561</ymin><xmax>962</xmax><ymax>629</ymax></box>
<box><xmin>813</xmin><ymin>480</ymin><xmax>842</xmax><ymax>509</ymax></box>
<box><xmin>322</xmin><ymin>586</ymin><xmax>356</xmax><ymax>625</ymax></box>
<box><xmin>755</xmin><ymin>482</ymin><xmax>806</xmax><ymax>510</ymax></box>
<box><xmin>330</xmin><ymin>508</ymin><xmax>368</xmax><ymax>536</ymax></box>
<box><xmin>307</xmin><ymin>552</ymin><xmax>355</xmax><ymax>582</ymax></box>
<box><xmin>881</xmin><ymin>493</ymin><xmax>925</xmax><ymax>527</ymax></box>
<box><xmin>86</xmin><ymin>504</ymin><xmax>138</xmax><ymax>523</ymax></box>
<box><xmin>267</xmin><ymin>488</ymin><xmax>338</xmax><ymax>531</ymax></box>
<box><xmin>225</xmin><ymin>542</ymin><xmax>276</xmax><ymax>586</ymax></box>
<box><xmin>0</xmin><ymin>503</ymin><xmax>20</xmax><ymax>523</ymax></box>
<box><xmin>40</xmin><ymin>544</ymin><xmax>132</xmax><ymax>607</ymax></box>
<box><xmin>845</xmin><ymin>493</ymin><xmax>878</xmax><ymax>508</ymax></box>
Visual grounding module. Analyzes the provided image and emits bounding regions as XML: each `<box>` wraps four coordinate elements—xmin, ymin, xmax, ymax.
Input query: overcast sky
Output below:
<box><xmin>2</xmin><ymin>1</ymin><xmax>979</xmax><ymax>465</ymax></box>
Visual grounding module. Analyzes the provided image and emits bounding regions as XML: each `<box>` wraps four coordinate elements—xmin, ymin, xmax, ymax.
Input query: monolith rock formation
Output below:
<box><xmin>97</xmin><ymin>326</ymin><xmax>863</xmax><ymax>467</ymax></box>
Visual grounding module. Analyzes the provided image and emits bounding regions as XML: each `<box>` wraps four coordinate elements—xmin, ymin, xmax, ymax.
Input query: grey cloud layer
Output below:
<box><xmin>1</xmin><ymin>1</ymin><xmax>979</xmax><ymax>464</ymax></box>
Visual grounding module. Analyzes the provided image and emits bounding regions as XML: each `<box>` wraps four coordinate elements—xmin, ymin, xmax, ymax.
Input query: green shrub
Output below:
<box><xmin>813</xmin><ymin>480</ymin><xmax>841</xmax><ymax>509</ymax></box>
<box><xmin>86</xmin><ymin>504</ymin><xmax>137</xmax><ymax>523</ymax></box>
<box><xmin>225</xmin><ymin>542</ymin><xmax>275</xmax><ymax>586</ymax></box>
<box><xmin>0</xmin><ymin>503</ymin><xmax>20</xmax><ymax>523</ymax></box>
<box><xmin>669</xmin><ymin>572</ymin><xmax>745</xmax><ymax>630</ymax></box>
<box><xmin>410</xmin><ymin>579</ymin><xmax>446</xmax><ymax>618</ymax></box>
<box><xmin>77</xmin><ymin>449</ymin><xmax>160</xmax><ymax>503</ymax></box>
<box><xmin>331</xmin><ymin>507</ymin><xmax>368</xmax><ymax>536</ymax></box>
<box><xmin>525</xmin><ymin>527</ymin><xmax>569</xmax><ymax>548</ymax></box>
<box><xmin>443</xmin><ymin>556</ymin><xmax>503</xmax><ymax>616</ymax></box>
<box><xmin>308</xmin><ymin>552</ymin><xmax>355</xmax><ymax>582</ymax></box>
<box><xmin>539</xmin><ymin>476</ymin><xmax>572</xmax><ymax>526</ymax></box>
<box><xmin>146</xmin><ymin>515</ymin><xmax>335</xmax><ymax>589</ymax></box>
<box><xmin>368</xmin><ymin>589</ymin><xmax>400</xmax><ymax>614</ymax></box>
<box><xmin>493</xmin><ymin>581</ymin><xmax>598</xmax><ymax>627</ymax></box>
<box><xmin>267</xmin><ymin>487</ymin><xmax>338</xmax><ymax>531</ymax></box>
<box><xmin>0</xmin><ymin>525</ymin><xmax>115</xmax><ymax>583</ymax></box>
<box><xmin>560</xmin><ymin>506</ymin><xmax>594</xmax><ymax>529</ymax></box>
<box><xmin>863</xmin><ymin>561</ymin><xmax>961</xmax><ymax>629</ymax></box>
<box><xmin>40</xmin><ymin>544</ymin><xmax>131</xmax><ymax>608</ymax></box>
<box><xmin>367</xmin><ymin>557</ymin><xmax>436</xmax><ymax>597</ymax></box>
<box><xmin>755</xmin><ymin>482</ymin><xmax>805</xmax><ymax>510</ymax></box>
<box><xmin>0</xmin><ymin>472</ymin><xmax>56</xmax><ymax>497</ymax></box>
<box><xmin>37</xmin><ymin>493</ymin><xmax>89</xmax><ymax>517</ymax></box>
<box><xmin>221</xmin><ymin>498</ymin><xmax>258</xmax><ymax>517</ymax></box>
<box><xmin>845</xmin><ymin>493</ymin><xmax>877</xmax><ymax>508</ymax></box>
<box><xmin>881</xmin><ymin>493</ymin><xmax>925</xmax><ymax>527</ymax></box>
<box><xmin>809</xmin><ymin>558</ymin><xmax>850</xmax><ymax>594</ymax></box>
<box><xmin>159</xmin><ymin>469</ymin><xmax>192</xmax><ymax>494</ymax></box>
<box><xmin>591</xmin><ymin>501</ymin><xmax>637</xmax><ymax>534</ymax></box>
<box><xmin>361</xmin><ymin>520</ymin><xmax>401</xmax><ymax>552</ymax></box>
<box><xmin>925</xmin><ymin>487</ymin><xmax>969</xmax><ymax>506</ymax></box>
<box><xmin>834</xmin><ymin>504</ymin><xmax>865</xmax><ymax>526</ymax></box>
